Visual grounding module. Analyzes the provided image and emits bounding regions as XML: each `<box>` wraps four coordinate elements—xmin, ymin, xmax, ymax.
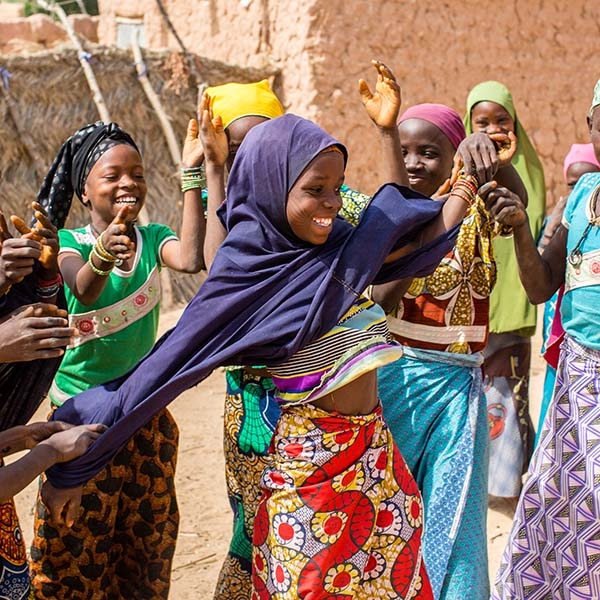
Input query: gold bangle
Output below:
<box><xmin>87</xmin><ymin>253</ymin><xmax>113</xmax><ymax>276</ymax></box>
<box><xmin>92</xmin><ymin>244</ymin><xmax>116</xmax><ymax>264</ymax></box>
<box><xmin>96</xmin><ymin>233</ymin><xmax>116</xmax><ymax>261</ymax></box>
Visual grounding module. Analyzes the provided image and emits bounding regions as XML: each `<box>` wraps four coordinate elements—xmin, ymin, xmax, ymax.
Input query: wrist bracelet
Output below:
<box><xmin>37</xmin><ymin>273</ymin><xmax>63</xmax><ymax>287</ymax></box>
<box><xmin>181</xmin><ymin>165</ymin><xmax>207</xmax><ymax>193</ymax></box>
<box><xmin>88</xmin><ymin>253</ymin><xmax>113</xmax><ymax>276</ymax></box>
<box><xmin>36</xmin><ymin>283</ymin><xmax>61</xmax><ymax>298</ymax></box>
<box><xmin>95</xmin><ymin>234</ymin><xmax>123</xmax><ymax>267</ymax></box>
<box><xmin>92</xmin><ymin>244</ymin><xmax>116</xmax><ymax>264</ymax></box>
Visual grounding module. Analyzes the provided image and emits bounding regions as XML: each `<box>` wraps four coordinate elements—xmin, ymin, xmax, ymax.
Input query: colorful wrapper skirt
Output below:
<box><xmin>0</xmin><ymin>497</ymin><xmax>30</xmax><ymax>600</ymax></box>
<box><xmin>215</xmin><ymin>368</ymin><xmax>280</xmax><ymax>600</ymax></box>
<box><xmin>379</xmin><ymin>348</ymin><xmax>489</xmax><ymax>600</ymax></box>
<box><xmin>492</xmin><ymin>334</ymin><xmax>600</xmax><ymax>599</ymax></box>
<box><xmin>252</xmin><ymin>403</ymin><xmax>432</xmax><ymax>600</ymax></box>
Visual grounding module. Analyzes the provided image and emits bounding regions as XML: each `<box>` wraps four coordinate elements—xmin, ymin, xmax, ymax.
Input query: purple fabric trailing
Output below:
<box><xmin>47</xmin><ymin>114</ymin><xmax>459</xmax><ymax>488</ymax></box>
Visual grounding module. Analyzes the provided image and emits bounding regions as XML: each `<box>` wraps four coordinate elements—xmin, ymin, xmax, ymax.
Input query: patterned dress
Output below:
<box><xmin>492</xmin><ymin>173</ymin><xmax>600</xmax><ymax>599</ymax></box>
<box><xmin>213</xmin><ymin>186</ymin><xmax>371</xmax><ymax>599</ymax></box>
<box><xmin>0</xmin><ymin>495</ymin><xmax>30</xmax><ymax>600</ymax></box>
<box><xmin>379</xmin><ymin>195</ymin><xmax>496</xmax><ymax>599</ymax></box>
<box><xmin>30</xmin><ymin>224</ymin><xmax>181</xmax><ymax>600</ymax></box>
<box><xmin>253</xmin><ymin>297</ymin><xmax>432</xmax><ymax>599</ymax></box>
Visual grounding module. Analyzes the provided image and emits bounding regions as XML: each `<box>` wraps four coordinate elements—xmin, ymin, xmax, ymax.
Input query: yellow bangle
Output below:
<box><xmin>88</xmin><ymin>253</ymin><xmax>113</xmax><ymax>276</ymax></box>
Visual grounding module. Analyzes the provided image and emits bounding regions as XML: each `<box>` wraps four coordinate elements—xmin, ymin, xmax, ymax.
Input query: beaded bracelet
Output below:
<box><xmin>87</xmin><ymin>253</ymin><xmax>113</xmax><ymax>276</ymax></box>
<box><xmin>36</xmin><ymin>283</ymin><xmax>62</xmax><ymax>299</ymax></box>
<box><xmin>456</xmin><ymin>171</ymin><xmax>479</xmax><ymax>194</ymax></box>
<box><xmin>181</xmin><ymin>165</ymin><xmax>207</xmax><ymax>193</ymax></box>
<box><xmin>36</xmin><ymin>272</ymin><xmax>63</xmax><ymax>298</ymax></box>
<box><xmin>37</xmin><ymin>273</ymin><xmax>63</xmax><ymax>287</ymax></box>
<box><xmin>450</xmin><ymin>179</ymin><xmax>477</xmax><ymax>208</ymax></box>
<box><xmin>95</xmin><ymin>233</ymin><xmax>117</xmax><ymax>262</ymax></box>
<box><xmin>92</xmin><ymin>244</ymin><xmax>115</xmax><ymax>264</ymax></box>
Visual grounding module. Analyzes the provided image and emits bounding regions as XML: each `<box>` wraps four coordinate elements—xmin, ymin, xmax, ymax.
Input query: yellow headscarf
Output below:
<box><xmin>205</xmin><ymin>79</ymin><xmax>284</xmax><ymax>129</ymax></box>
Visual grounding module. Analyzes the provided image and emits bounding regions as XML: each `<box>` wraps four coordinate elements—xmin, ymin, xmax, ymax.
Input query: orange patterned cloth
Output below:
<box><xmin>0</xmin><ymin>497</ymin><xmax>30</xmax><ymax>599</ymax></box>
<box><xmin>387</xmin><ymin>197</ymin><xmax>496</xmax><ymax>354</ymax></box>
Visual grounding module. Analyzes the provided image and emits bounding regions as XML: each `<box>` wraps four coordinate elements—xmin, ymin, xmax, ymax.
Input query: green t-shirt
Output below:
<box><xmin>50</xmin><ymin>223</ymin><xmax>177</xmax><ymax>405</ymax></box>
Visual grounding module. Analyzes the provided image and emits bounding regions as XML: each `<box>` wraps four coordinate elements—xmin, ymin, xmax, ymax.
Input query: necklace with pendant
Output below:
<box><xmin>568</xmin><ymin>186</ymin><xmax>600</xmax><ymax>268</ymax></box>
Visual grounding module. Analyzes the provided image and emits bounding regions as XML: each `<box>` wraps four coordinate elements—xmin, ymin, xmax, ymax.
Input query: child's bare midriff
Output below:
<box><xmin>311</xmin><ymin>371</ymin><xmax>379</xmax><ymax>415</ymax></box>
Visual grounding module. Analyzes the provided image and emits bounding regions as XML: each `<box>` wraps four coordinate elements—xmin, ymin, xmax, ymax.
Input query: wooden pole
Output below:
<box><xmin>36</xmin><ymin>1</ymin><xmax>110</xmax><ymax>122</ymax></box>
<box><xmin>131</xmin><ymin>35</ymin><xmax>181</xmax><ymax>169</ymax></box>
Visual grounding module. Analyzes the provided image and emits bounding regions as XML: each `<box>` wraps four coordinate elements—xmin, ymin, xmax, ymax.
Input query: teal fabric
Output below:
<box><xmin>379</xmin><ymin>350</ymin><xmax>490</xmax><ymax>600</ymax></box>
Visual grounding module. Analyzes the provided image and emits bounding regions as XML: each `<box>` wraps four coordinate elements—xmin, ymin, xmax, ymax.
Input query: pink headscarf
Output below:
<box><xmin>398</xmin><ymin>103</ymin><xmax>466</xmax><ymax>150</ymax></box>
<box><xmin>563</xmin><ymin>143</ymin><xmax>600</xmax><ymax>180</ymax></box>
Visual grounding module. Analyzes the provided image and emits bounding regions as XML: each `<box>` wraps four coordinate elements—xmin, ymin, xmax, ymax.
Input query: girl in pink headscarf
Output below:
<box><xmin>371</xmin><ymin>102</ymin><xmax>527</xmax><ymax>600</ymax></box>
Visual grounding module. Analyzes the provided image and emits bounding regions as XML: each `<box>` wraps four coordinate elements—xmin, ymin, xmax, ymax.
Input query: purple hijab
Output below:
<box><xmin>48</xmin><ymin>114</ymin><xmax>458</xmax><ymax>487</ymax></box>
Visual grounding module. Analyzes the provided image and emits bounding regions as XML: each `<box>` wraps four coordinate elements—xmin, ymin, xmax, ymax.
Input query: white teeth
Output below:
<box><xmin>313</xmin><ymin>218</ymin><xmax>332</xmax><ymax>227</ymax></box>
<box><xmin>115</xmin><ymin>197</ymin><xmax>137</xmax><ymax>205</ymax></box>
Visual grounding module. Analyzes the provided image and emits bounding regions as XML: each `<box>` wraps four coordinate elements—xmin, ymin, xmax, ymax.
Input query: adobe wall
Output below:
<box><xmin>97</xmin><ymin>0</ymin><xmax>600</xmax><ymax>207</ymax></box>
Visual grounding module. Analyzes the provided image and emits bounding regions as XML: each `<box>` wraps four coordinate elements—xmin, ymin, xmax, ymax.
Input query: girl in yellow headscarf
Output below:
<box><xmin>464</xmin><ymin>81</ymin><xmax>546</xmax><ymax>511</ymax></box>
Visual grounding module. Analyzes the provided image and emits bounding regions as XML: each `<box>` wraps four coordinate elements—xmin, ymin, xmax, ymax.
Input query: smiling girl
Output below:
<box><xmin>29</xmin><ymin>121</ymin><xmax>205</xmax><ymax>599</ymax></box>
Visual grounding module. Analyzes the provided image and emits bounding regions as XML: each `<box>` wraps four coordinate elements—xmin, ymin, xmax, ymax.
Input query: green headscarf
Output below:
<box><xmin>464</xmin><ymin>81</ymin><xmax>546</xmax><ymax>335</ymax></box>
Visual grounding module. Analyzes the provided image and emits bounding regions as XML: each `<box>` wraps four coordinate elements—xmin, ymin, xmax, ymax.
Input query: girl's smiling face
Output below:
<box><xmin>82</xmin><ymin>144</ymin><xmax>147</xmax><ymax>227</ymax></box>
<box><xmin>398</xmin><ymin>118</ymin><xmax>456</xmax><ymax>197</ymax></box>
<box><xmin>286</xmin><ymin>148</ymin><xmax>345</xmax><ymax>245</ymax></box>
<box><xmin>470</xmin><ymin>101</ymin><xmax>515</xmax><ymax>136</ymax></box>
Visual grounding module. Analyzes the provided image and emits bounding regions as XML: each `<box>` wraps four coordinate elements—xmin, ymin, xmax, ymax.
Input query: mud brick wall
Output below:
<box><xmin>99</xmin><ymin>0</ymin><xmax>600</xmax><ymax>208</ymax></box>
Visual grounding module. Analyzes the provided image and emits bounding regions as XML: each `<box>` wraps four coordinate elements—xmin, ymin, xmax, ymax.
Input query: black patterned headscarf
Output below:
<box><xmin>36</xmin><ymin>121</ymin><xmax>139</xmax><ymax>228</ymax></box>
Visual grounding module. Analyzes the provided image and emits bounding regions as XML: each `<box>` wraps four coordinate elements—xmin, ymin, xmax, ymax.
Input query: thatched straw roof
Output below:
<box><xmin>0</xmin><ymin>44</ymin><xmax>279</xmax><ymax>304</ymax></box>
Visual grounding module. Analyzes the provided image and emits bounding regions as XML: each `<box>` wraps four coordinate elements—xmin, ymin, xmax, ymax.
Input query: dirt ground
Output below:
<box><xmin>12</xmin><ymin>307</ymin><xmax>545</xmax><ymax>599</ymax></box>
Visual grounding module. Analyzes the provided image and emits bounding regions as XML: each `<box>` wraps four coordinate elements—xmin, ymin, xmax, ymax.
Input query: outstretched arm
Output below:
<box><xmin>479</xmin><ymin>181</ymin><xmax>565</xmax><ymax>303</ymax></box>
<box><xmin>0</xmin><ymin>422</ymin><xmax>104</xmax><ymax>503</ymax></box>
<box><xmin>359</xmin><ymin>60</ymin><xmax>408</xmax><ymax>187</ymax></box>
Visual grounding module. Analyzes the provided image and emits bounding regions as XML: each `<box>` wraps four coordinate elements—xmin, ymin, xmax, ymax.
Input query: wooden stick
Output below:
<box><xmin>36</xmin><ymin>0</ymin><xmax>110</xmax><ymax>122</ymax></box>
<box><xmin>131</xmin><ymin>34</ymin><xmax>181</xmax><ymax>168</ymax></box>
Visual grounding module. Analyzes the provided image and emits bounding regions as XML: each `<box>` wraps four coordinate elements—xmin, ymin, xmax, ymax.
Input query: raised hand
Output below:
<box><xmin>9</xmin><ymin>202</ymin><xmax>60</xmax><ymax>273</ymax></box>
<box><xmin>0</xmin><ymin>209</ymin><xmax>43</xmax><ymax>290</ymax></box>
<box><xmin>433</xmin><ymin>154</ymin><xmax>463</xmax><ymax>198</ymax></box>
<box><xmin>358</xmin><ymin>59</ymin><xmax>401</xmax><ymax>130</ymax></box>
<box><xmin>489</xmin><ymin>131</ymin><xmax>517</xmax><ymax>166</ymax></box>
<box><xmin>455</xmin><ymin>132</ymin><xmax>500</xmax><ymax>185</ymax></box>
<box><xmin>198</xmin><ymin>92</ymin><xmax>229</xmax><ymax>168</ymax></box>
<box><xmin>181</xmin><ymin>117</ymin><xmax>205</xmax><ymax>169</ymax></box>
<box><xmin>0</xmin><ymin>303</ymin><xmax>76</xmax><ymax>362</ymax></box>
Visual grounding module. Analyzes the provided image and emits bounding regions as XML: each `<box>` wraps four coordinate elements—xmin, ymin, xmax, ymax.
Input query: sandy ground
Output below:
<box><xmin>12</xmin><ymin>307</ymin><xmax>545</xmax><ymax>599</ymax></box>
